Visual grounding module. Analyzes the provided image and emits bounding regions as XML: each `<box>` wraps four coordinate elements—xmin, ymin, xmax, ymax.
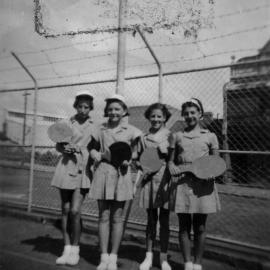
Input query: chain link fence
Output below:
<box><xmin>0</xmin><ymin>59</ymin><xmax>270</xmax><ymax>249</ymax></box>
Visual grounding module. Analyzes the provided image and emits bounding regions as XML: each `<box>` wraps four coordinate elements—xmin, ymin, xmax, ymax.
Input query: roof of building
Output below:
<box><xmin>235</xmin><ymin>39</ymin><xmax>270</xmax><ymax>63</ymax></box>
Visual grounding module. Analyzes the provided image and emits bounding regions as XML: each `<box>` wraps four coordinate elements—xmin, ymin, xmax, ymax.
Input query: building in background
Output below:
<box><xmin>3</xmin><ymin>108</ymin><xmax>64</xmax><ymax>146</ymax></box>
<box><xmin>224</xmin><ymin>39</ymin><xmax>270</xmax><ymax>185</ymax></box>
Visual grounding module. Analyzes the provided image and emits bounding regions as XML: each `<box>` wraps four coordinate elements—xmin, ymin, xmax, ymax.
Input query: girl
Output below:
<box><xmin>89</xmin><ymin>94</ymin><xmax>141</xmax><ymax>270</ymax></box>
<box><xmin>51</xmin><ymin>90</ymin><xmax>97</xmax><ymax>266</ymax></box>
<box><xmin>138</xmin><ymin>103</ymin><xmax>172</xmax><ymax>270</ymax></box>
<box><xmin>168</xmin><ymin>98</ymin><xmax>220</xmax><ymax>270</ymax></box>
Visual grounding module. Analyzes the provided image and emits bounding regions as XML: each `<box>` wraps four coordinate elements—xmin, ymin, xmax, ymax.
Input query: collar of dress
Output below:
<box><xmin>101</xmin><ymin>120</ymin><xmax>128</xmax><ymax>132</ymax></box>
<box><xmin>182</xmin><ymin>128</ymin><xmax>208</xmax><ymax>138</ymax></box>
<box><xmin>145</xmin><ymin>128</ymin><xmax>169</xmax><ymax>143</ymax></box>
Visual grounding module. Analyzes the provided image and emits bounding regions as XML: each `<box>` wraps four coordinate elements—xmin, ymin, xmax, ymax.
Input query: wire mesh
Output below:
<box><xmin>0</xmin><ymin>59</ymin><xmax>270</xmax><ymax>249</ymax></box>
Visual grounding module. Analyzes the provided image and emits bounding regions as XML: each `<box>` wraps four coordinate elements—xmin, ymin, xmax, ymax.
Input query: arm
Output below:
<box><xmin>209</xmin><ymin>133</ymin><xmax>219</xmax><ymax>156</ymax></box>
<box><xmin>88</xmin><ymin>129</ymin><xmax>103</xmax><ymax>162</ymax></box>
<box><xmin>55</xmin><ymin>142</ymin><xmax>77</xmax><ymax>154</ymax></box>
<box><xmin>167</xmin><ymin>133</ymin><xmax>181</xmax><ymax>176</ymax></box>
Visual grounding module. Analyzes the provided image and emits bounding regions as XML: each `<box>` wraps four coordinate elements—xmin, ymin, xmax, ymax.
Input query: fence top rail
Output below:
<box><xmin>1</xmin><ymin>144</ymin><xmax>270</xmax><ymax>155</ymax></box>
<box><xmin>1</xmin><ymin>58</ymin><xmax>270</xmax><ymax>93</ymax></box>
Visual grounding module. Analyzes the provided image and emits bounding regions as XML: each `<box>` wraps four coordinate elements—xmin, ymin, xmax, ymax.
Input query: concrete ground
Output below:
<box><xmin>0</xmin><ymin>210</ymin><xmax>241</xmax><ymax>270</ymax></box>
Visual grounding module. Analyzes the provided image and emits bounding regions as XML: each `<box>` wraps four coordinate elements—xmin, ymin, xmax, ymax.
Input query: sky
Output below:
<box><xmin>0</xmin><ymin>0</ymin><xmax>269</xmax><ymax>125</ymax></box>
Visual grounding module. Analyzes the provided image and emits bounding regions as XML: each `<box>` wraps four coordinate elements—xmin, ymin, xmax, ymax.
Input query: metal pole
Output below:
<box><xmin>116</xmin><ymin>0</ymin><xmax>127</xmax><ymax>95</ymax></box>
<box><xmin>136</xmin><ymin>26</ymin><xmax>163</xmax><ymax>103</ymax></box>
<box><xmin>22</xmin><ymin>91</ymin><xmax>30</xmax><ymax>145</ymax></box>
<box><xmin>222</xmin><ymin>83</ymin><xmax>232</xmax><ymax>183</ymax></box>
<box><xmin>21</xmin><ymin>91</ymin><xmax>30</xmax><ymax>167</ymax></box>
<box><xmin>11</xmin><ymin>51</ymin><xmax>39</xmax><ymax>213</ymax></box>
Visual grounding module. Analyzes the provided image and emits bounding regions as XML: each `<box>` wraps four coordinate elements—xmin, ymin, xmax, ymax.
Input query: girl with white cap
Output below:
<box><xmin>51</xmin><ymin>90</ymin><xmax>98</xmax><ymax>266</ymax></box>
<box><xmin>168</xmin><ymin>98</ymin><xmax>220</xmax><ymax>270</ymax></box>
<box><xmin>89</xmin><ymin>94</ymin><xmax>142</xmax><ymax>270</ymax></box>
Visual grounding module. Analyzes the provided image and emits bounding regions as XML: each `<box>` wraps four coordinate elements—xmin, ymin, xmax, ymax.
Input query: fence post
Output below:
<box><xmin>116</xmin><ymin>0</ymin><xmax>128</xmax><ymax>96</ymax></box>
<box><xmin>11</xmin><ymin>52</ymin><xmax>39</xmax><ymax>212</ymax></box>
<box><xmin>222</xmin><ymin>83</ymin><xmax>232</xmax><ymax>183</ymax></box>
<box><xmin>136</xmin><ymin>26</ymin><xmax>163</xmax><ymax>103</ymax></box>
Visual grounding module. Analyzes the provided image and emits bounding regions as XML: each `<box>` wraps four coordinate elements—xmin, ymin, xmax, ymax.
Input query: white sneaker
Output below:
<box><xmin>66</xmin><ymin>245</ymin><xmax>80</xmax><ymax>265</ymax></box>
<box><xmin>56</xmin><ymin>245</ymin><xmax>71</xmax><ymax>265</ymax></box>
<box><xmin>107</xmin><ymin>254</ymin><xmax>118</xmax><ymax>270</ymax></box>
<box><xmin>160</xmin><ymin>252</ymin><xmax>171</xmax><ymax>270</ymax></box>
<box><xmin>139</xmin><ymin>252</ymin><xmax>153</xmax><ymax>270</ymax></box>
<box><xmin>193</xmin><ymin>263</ymin><xmax>202</xmax><ymax>270</ymax></box>
<box><xmin>184</xmin><ymin>262</ymin><xmax>193</xmax><ymax>270</ymax></box>
<box><xmin>161</xmin><ymin>261</ymin><xmax>172</xmax><ymax>270</ymax></box>
<box><xmin>97</xmin><ymin>253</ymin><xmax>109</xmax><ymax>270</ymax></box>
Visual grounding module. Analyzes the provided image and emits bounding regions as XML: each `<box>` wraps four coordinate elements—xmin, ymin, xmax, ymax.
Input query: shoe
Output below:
<box><xmin>56</xmin><ymin>245</ymin><xmax>71</xmax><ymax>265</ymax></box>
<box><xmin>107</xmin><ymin>254</ymin><xmax>118</xmax><ymax>270</ymax></box>
<box><xmin>193</xmin><ymin>264</ymin><xmax>202</xmax><ymax>270</ymax></box>
<box><xmin>161</xmin><ymin>261</ymin><xmax>172</xmax><ymax>270</ymax></box>
<box><xmin>139</xmin><ymin>252</ymin><xmax>153</xmax><ymax>270</ymax></box>
<box><xmin>184</xmin><ymin>262</ymin><xmax>193</xmax><ymax>270</ymax></box>
<box><xmin>66</xmin><ymin>245</ymin><xmax>80</xmax><ymax>265</ymax></box>
<box><xmin>97</xmin><ymin>253</ymin><xmax>109</xmax><ymax>270</ymax></box>
<box><xmin>160</xmin><ymin>253</ymin><xmax>171</xmax><ymax>270</ymax></box>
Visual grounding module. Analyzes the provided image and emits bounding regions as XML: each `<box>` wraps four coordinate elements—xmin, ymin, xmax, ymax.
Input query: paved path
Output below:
<box><xmin>0</xmin><ymin>214</ymin><xmax>239</xmax><ymax>270</ymax></box>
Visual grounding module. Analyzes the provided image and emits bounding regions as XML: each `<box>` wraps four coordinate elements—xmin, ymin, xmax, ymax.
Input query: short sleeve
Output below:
<box><xmin>209</xmin><ymin>132</ymin><xmax>219</xmax><ymax>151</ymax></box>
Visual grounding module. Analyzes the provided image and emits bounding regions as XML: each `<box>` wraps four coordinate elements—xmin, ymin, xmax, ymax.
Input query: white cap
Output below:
<box><xmin>105</xmin><ymin>94</ymin><xmax>126</xmax><ymax>104</ymax></box>
<box><xmin>75</xmin><ymin>90</ymin><xmax>93</xmax><ymax>99</ymax></box>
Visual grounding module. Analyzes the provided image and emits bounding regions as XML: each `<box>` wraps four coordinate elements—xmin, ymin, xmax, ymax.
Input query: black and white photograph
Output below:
<box><xmin>0</xmin><ymin>1</ymin><xmax>269</xmax><ymax>269</ymax></box>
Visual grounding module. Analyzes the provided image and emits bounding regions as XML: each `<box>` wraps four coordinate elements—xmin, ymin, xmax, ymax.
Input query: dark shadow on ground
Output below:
<box><xmin>20</xmin><ymin>218</ymin><xmax>183</xmax><ymax>269</ymax></box>
<box><xmin>118</xmin><ymin>243</ymin><xmax>182</xmax><ymax>269</ymax></box>
<box><xmin>21</xmin><ymin>235</ymin><xmax>100</xmax><ymax>266</ymax></box>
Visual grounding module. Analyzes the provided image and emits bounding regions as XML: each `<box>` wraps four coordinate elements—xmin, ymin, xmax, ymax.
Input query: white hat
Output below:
<box><xmin>75</xmin><ymin>90</ymin><xmax>93</xmax><ymax>99</ymax></box>
<box><xmin>105</xmin><ymin>94</ymin><xmax>126</xmax><ymax>104</ymax></box>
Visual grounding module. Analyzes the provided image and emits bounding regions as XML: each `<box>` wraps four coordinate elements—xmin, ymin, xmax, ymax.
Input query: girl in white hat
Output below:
<box><xmin>89</xmin><ymin>94</ymin><xmax>142</xmax><ymax>270</ymax></box>
<box><xmin>51</xmin><ymin>91</ymin><xmax>98</xmax><ymax>266</ymax></box>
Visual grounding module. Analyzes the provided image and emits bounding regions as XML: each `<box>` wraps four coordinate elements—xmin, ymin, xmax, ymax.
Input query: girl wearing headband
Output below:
<box><xmin>89</xmin><ymin>94</ymin><xmax>142</xmax><ymax>270</ymax></box>
<box><xmin>168</xmin><ymin>98</ymin><xmax>220</xmax><ymax>270</ymax></box>
<box><xmin>138</xmin><ymin>103</ymin><xmax>172</xmax><ymax>270</ymax></box>
<box><xmin>51</xmin><ymin>91</ymin><xmax>98</xmax><ymax>266</ymax></box>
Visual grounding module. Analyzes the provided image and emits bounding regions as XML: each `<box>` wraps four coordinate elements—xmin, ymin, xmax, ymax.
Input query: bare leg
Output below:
<box><xmin>110</xmin><ymin>201</ymin><xmax>125</xmax><ymax>254</ymax></box>
<box><xmin>59</xmin><ymin>189</ymin><xmax>73</xmax><ymax>245</ymax></box>
<box><xmin>193</xmin><ymin>214</ymin><xmax>207</xmax><ymax>265</ymax></box>
<box><xmin>178</xmin><ymin>213</ymin><xmax>192</xmax><ymax>263</ymax></box>
<box><xmin>70</xmin><ymin>188</ymin><xmax>86</xmax><ymax>245</ymax></box>
<box><xmin>98</xmin><ymin>200</ymin><xmax>110</xmax><ymax>254</ymax></box>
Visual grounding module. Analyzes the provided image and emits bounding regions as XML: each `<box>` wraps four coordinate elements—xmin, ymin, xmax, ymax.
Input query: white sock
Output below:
<box><xmin>97</xmin><ymin>253</ymin><xmax>109</xmax><ymax>270</ymax></box>
<box><xmin>184</xmin><ymin>261</ymin><xmax>193</xmax><ymax>270</ymax></box>
<box><xmin>139</xmin><ymin>252</ymin><xmax>153</xmax><ymax>270</ymax></box>
<box><xmin>193</xmin><ymin>263</ymin><xmax>202</xmax><ymax>270</ymax></box>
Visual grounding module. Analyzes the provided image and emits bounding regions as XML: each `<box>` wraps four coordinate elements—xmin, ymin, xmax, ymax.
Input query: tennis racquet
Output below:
<box><xmin>139</xmin><ymin>147</ymin><xmax>164</xmax><ymax>174</ymax></box>
<box><xmin>47</xmin><ymin>122</ymin><xmax>73</xmax><ymax>143</ymax></box>
<box><xmin>108</xmin><ymin>141</ymin><xmax>132</xmax><ymax>169</ymax></box>
<box><xmin>174</xmin><ymin>155</ymin><xmax>226</xmax><ymax>179</ymax></box>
